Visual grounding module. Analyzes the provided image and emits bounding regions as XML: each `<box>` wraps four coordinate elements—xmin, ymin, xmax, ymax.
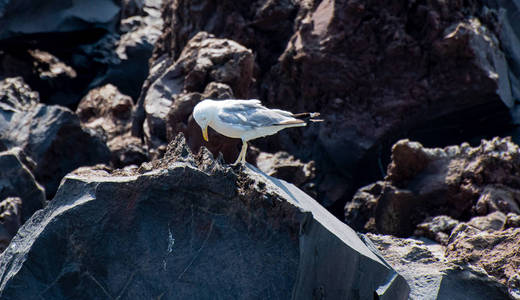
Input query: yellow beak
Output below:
<box><xmin>202</xmin><ymin>126</ymin><xmax>209</xmax><ymax>142</ymax></box>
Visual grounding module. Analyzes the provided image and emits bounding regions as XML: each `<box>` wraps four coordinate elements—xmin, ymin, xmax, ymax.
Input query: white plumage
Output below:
<box><xmin>192</xmin><ymin>99</ymin><xmax>321</xmax><ymax>164</ymax></box>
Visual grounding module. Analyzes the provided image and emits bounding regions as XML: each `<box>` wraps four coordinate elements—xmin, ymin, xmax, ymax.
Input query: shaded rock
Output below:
<box><xmin>475</xmin><ymin>185</ymin><xmax>520</xmax><ymax>215</ymax></box>
<box><xmin>266</xmin><ymin>1</ymin><xmax>512</xmax><ymax>192</ymax></box>
<box><xmin>345</xmin><ymin>181</ymin><xmax>383</xmax><ymax>232</ymax></box>
<box><xmin>25</xmin><ymin>49</ymin><xmax>79</xmax><ymax>107</ymax></box>
<box><xmin>0</xmin><ymin>0</ymin><xmax>120</xmax><ymax>40</ymax></box>
<box><xmin>347</xmin><ymin>137</ymin><xmax>520</xmax><ymax>237</ymax></box>
<box><xmin>0</xmin><ymin>197</ymin><xmax>22</xmax><ymax>253</ymax></box>
<box><xmin>256</xmin><ymin>151</ymin><xmax>315</xmax><ymax>187</ymax></box>
<box><xmin>151</xmin><ymin>0</ymin><xmax>514</xmax><ymax>213</ymax></box>
<box><xmin>76</xmin><ymin>84</ymin><xmax>147</xmax><ymax>167</ymax></box>
<box><xmin>483</xmin><ymin>0</ymin><xmax>520</xmax><ymax>125</ymax></box>
<box><xmin>77</xmin><ymin>84</ymin><xmax>134</xmax><ymax>139</ymax></box>
<box><xmin>0</xmin><ymin>148</ymin><xmax>45</xmax><ymax>222</ymax></box>
<box><xmin>505</xmin><ymin>213</ymin><xmax>520</xmax><ymax>229</ymax></box>
<box><xmin>0</xmin><ymin>134</ymin><xmax>409</xmax><ymax>299</ymax></box>
<box><xmin>87</xmin><ymin>0</ymin><xmax>164</xmax><ymax>100</ymax></box>
<box><xmin>509</xmin><ymin>274</ymin><xmax>520</xmax><ymax>300</ymax></box>
<box><xmin>106</xmin><ymin>135</ymin><xmax>148</xmax><ymax>168</ymax></box>
<box><xmin>166</xmin><ymin>82</ymin><xmax>241</xmax><ymax>163</ymax></box>
<box><xmin>133</xmin><ymin>31</ymin><xmax>254</xmax><ymax>158</ymax></box>
<box><xmin>0</xmin><ymin>77</ymin><xmax>39</xmax><ymax>110</ymax></box>
<box><xmin>467</xmin><ymin>211</ymin><xmax>506</xmax><ymax>231</ymax></box>
<box><xmin>153</xmin><ymin>0</ymin><xmax>298</xmax><ymax>70</ymax></box>
<box><xmin>0</xmin><ymin>77</ymin><xmax>110</xmax><ymax>197</ymax></box>
<box><xmin>367</xmin><ymin>233</ymin><xmax>510</xmax><ymax>300</ymax></box>
<box><xmin>446</xmin><ymin>223</ymin><xmax>520</xmax><ymax>285</ymax></box>
<box><xmin>414</xmin><ymin>215</ymin><xmax>460</xmax><ymax>245</ymax></box>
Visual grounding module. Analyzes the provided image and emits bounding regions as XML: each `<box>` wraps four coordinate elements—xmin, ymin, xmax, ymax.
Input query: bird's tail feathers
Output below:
<box><xmin>292</xmin><ymin>112</ymin><xmax>323</xmax><ymax>122</ymax></box>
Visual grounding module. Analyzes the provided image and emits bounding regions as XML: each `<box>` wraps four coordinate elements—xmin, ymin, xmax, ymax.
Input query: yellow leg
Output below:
<box><xmin>233</xmin><ymin>141</ymin><xmax>248</xmax><ymax>165</ymax></box>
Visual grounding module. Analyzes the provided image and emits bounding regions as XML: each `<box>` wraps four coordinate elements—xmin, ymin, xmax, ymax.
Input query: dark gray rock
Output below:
<box><xmin>0</xmin><ymin>197</ymin><xmax>22</xmax><ymax>253</ymax></box>
<box><xmin>414</xmin><ymin>215</ymin><xmax>460</xmax><ymax>245</ymax></box>
<box><xmin>0</xmin><ymin>135</ymin><xmax>409</xmax><ymax>299</ymax></box>
<box><xmin>0</xmin><ymin>77</ymin><xmax>110</xmax><ymax>197</ymax></box>
<box><xmin>87</xmin><ymin>0</ymin><xmax>164</xmax><ymax>100</ymax></box>
<box><xmin>0</xmin><ymin>0</ymin><xmax>120</xmax><ymax>40</ymax></box>
<box><xmin>0</xmin><ymin>148</ymin><xmax>45</xmax><ymax>223</ymax></box>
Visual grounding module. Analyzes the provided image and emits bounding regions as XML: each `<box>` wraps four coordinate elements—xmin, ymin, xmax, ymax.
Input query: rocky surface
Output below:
<box><xmin>367</xmin><ymin>233</ymin><xmax>511</xmax><ymax>299</ymax></box>
<box><xmin>144</xmin><ymin>0</ymin><xmax>517</xmax><ymax>214</ymax></box>
<box><xmin>0</xmin><ymin>0</ymin><xmax>519</xmax><ymax>298</ymax></box>
<box><xmin>0</xmin><ymin>135</ymin><xmax>409</xmax><ymax>299</ymax></box>
<box><xmin>347</xmin><ymin>137</ymin><xmax>520</xmax><ymax>297</ymax></box>
<box><xmin>76</xmin><ymin>84</ymin><xmax>147</xmax><ymax>167</ymax></box>
<box><xmin>346</xmin><ymin>137</ymin><xmax>520</xmax><ymax>237</ymax></box>
<box><xmin>256</xmin><ymin>151</ymin><xmax>316</xmax><ymax>197</ymax></box>
<box><xmin>0</xmin><ymin>148</ymin><xmax>45</xmax><ymax>223</ymax></box>
<box><xmin>446</xmin><ymin>223</ymin><xmax>520</xmax><ymax>287</ymax></box>
<box><xmin>0</xmin><ymin>197</ymin><xmax>22</xmax><ymax>253</ymax></box>
<box><xmin>0</xmin><ymin>0</ymin><xmax>119</xmax><ymax>40</ymax></box>
<box><xmin>133</xmin><ymin>31</ymin><xmax>254</xmax><ymax>159</ymax></box>
<box><xmin>87</xmin><ymin>0</ymin><xmax>164</xmax><ymax>100</ymax></box>
<box><xmin>0</xmin><ymin>77</ymin><xmax>110</xmax><ymax>197</ymax></box>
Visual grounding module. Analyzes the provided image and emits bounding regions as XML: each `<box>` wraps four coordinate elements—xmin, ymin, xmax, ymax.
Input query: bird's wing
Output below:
<box><xmin>218</xmin><ymin>101</ymin><xmax>299</xmax><ymax>129</ymax></box>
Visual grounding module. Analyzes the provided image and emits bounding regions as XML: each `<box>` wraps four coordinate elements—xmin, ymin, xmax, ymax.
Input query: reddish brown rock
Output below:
<box><xmin>77</xmin><ymin>84</ymin><xmax>147</xmax><ymax>167</ymax></box>
<box><xmin>446</xmin><ymin>223</ymin><xmax>520</xmax><ymax>286</ymax></box>
<box><xmin>346</xmin><ymin>137</ymin><xmax>520</xmax><ymax>237</ymax></box>
<box><xmin>133</xmin><ymin>32</ymin><xmax>254</xmax><ymax>162</ymax></box>
<box><xmin>77</xmin><ymin>84</ymin><xmax>134</xmax><ymax>139</ymax></box>
<box><xmin>256</xmin><ymin>151</ymin><xmax>316</xmax><ymax>194</ymax></box>
<box><xmin>144</xmin><ymin>0</ymin><xmax>513</xmax><ymax>211</ymax></box>
<box><xmin>467</xmin><ymin>211</ymin><xmax>506</xmax><ymax>231</ymax></box>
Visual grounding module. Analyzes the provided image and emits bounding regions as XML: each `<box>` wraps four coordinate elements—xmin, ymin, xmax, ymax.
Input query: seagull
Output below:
<box><xmin>192</xmin><ymin>99</ymin><xmax>322</xmax><ymax>164</ymax></box>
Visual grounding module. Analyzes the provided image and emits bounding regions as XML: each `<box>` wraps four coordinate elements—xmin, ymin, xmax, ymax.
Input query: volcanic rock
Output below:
<box><xmin>0</xmin><ymin>148</ymin><xmax>45</xmax><ymax>222</ymax></box>
<box><xmin>256</xmin><ymin>151</ymin><xmax>315</xmax><ymax>187</ymax></box>
<box><xmin>133</xmin><ymin>31</ymin><xmax>254</xmax><ymax>159</ymax></box>
<box><xmin>467</xmin><ymin>211</ymin><xmax>506</xmax><ymax>231</ymax></box>
<box><xmin>0</xmin><ymin>197</ymin><xmax>22</xmax><ymax>253</ymax></box>
<box><xmin>87</xmin><ymin>0</ymin><xmax>164</xmax><ymax>100</ymax></box>
<box><xmin>0</xmin><ymin>77</ymin><xmax>110</xmax><ymax>197</ymax></box>
<box><xmin>414</xmin><ymin>215</ymin><xmax>460</xmax><ymax>245</ymax></box>
<box><xmin>446</xmin><ymin>223</ymin><xmax>520</xmax><ymax>287</ymax></box>
<box><xmin>346</xmin><ymin>137</ymin><xmax>520</xmax><ymax>237</ymax></box>
<box><xmin>76</xmin><ymin>84</ymin><xmax>147</xmax><ymax>167</ymax></box>
<box><xmin>0</xmin><ymin>0</ymin><xmax>120</xmax><ymax>40</ymax></box>
<box><xmin>0</xmin><ymin>134</ymin><xmax>409</xmax><ymax>299</ymax></box>
<box><xmin>149</xmin><ymin>0</ymin><xmax>515</xmax><ymax>211</ymax></box>
<box><xmin>345</xmin><ymin>182</ymin><xmax>382</xmax><ymax>232</ymax></box>
<box><xmin>368</xmin><ymin>233</ymin><xmax>510</xmax><ymax>299</ymax></box>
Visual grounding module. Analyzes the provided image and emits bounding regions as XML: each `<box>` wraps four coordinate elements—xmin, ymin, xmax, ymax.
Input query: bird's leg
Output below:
<box><xmin>240</xmin><ymin>142</ymin><xmax>248</xmax><ymax>164</ymax></box>
<box><xmin>233</xmin><ymin>141</ymin><xmax>248</xmax><ymax>165</ymax></box>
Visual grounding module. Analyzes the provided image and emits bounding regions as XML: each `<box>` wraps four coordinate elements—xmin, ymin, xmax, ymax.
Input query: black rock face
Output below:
<box><xmin>0</xmin><ymin>135</ymin><xmax>409</xmax><ymax>299</ymax></box>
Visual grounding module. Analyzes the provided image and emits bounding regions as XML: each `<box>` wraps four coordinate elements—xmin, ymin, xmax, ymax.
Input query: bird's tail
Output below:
<box><xmin>292</xmin><ymin>112</ymin><xmax>323</xmax><ymax>122</ymax></box>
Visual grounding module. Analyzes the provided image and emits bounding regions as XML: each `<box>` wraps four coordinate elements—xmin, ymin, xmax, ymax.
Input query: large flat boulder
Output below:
<box><xmin>0</xmin><ymin>135</ymin><xmax>409</xmax><ymax>299</ymax></box>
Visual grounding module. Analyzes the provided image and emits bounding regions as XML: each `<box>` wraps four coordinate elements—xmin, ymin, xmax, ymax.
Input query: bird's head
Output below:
<box><xmin>192</xmin><ymin>100</ymin><xmax>214</xmax><ymax>142</ymax></box>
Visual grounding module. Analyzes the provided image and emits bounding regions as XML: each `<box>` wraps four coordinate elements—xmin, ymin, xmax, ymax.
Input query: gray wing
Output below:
<box><xmin>218</xmin><ymin>100</ymin><xmax>297</xmax><ymax>129</ymax></box>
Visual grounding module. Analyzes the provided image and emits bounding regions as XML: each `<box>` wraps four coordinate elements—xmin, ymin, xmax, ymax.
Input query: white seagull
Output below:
<box><xmin>192</xmin><ymin>99</ymin><xmax>322</xmax><ymax>164</ymax></box>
